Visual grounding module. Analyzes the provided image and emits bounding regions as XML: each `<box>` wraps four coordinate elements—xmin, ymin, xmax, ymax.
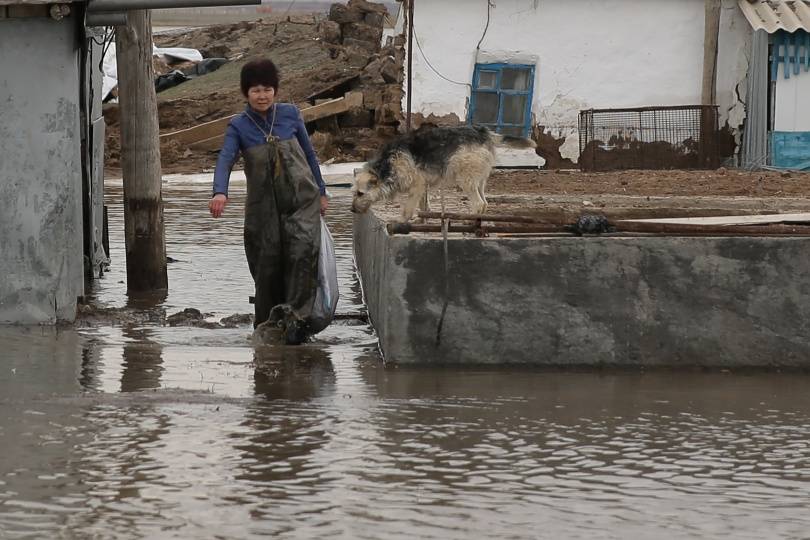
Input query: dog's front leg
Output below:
<box><xmin>400</xmin><ymin>190</ymin><xmax>425</xmax><ymax>222</ymax></box>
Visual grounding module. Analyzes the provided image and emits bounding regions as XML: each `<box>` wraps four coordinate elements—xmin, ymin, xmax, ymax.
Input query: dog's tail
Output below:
<box><xmin>489</xmin><ymin>132</ymin><xmax>537</xmax><ymax>149</ymax></box>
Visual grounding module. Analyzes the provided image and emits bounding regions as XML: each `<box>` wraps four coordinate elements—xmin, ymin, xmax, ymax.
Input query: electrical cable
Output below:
<box><xmin>413</xmin><ymin>28</ymin><xmax>470</xmax><ymax>87</ymax></box>
<box><xmin>476</xmin><ymin>0</ymin><xmax>494</xmax><ymax>51</ymax></box>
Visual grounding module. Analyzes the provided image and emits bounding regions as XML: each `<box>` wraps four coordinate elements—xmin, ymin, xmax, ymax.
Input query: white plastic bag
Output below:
<box><xmin>310</xmin><ymin>219</ymin><xmax>339</xmax><ymax>333</ymax></box>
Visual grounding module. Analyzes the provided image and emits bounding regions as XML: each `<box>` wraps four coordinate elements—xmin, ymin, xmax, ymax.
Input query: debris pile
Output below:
<box><xmin>104</xmin><ymin>1</ymin><xmax>405</xmax><ymax>177</ymax></box>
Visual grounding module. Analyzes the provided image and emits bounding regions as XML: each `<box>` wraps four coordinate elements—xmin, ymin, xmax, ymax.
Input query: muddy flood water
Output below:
<box><xmin>3</xmin><ymin>174</ymin><xmax>810</xmax><ymax>539</ymax></box>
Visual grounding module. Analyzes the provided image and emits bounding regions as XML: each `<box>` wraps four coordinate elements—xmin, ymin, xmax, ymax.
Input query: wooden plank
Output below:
<box><xmin>622</xmin><ymin>213</ymin><xmax>810</xmax><ymax>226</ymax></box>
<box><xmin>161</xmin><ymin>92</ymin><xmax>364</xmax><ymax>147</ymax></box>
<box><xmin>301</xmin><ymin>92</ymin><xmax>363</xmax><ymax>123</ymax></box>
<box><xmin>303</xmin><ymin>74</ymin><xmax>360</xmax><ymax>102</ymax></box>
<box><xmin>161</xmin><ymin>114</ymin><xmax>236</xmax><ymax>145</ymax></box>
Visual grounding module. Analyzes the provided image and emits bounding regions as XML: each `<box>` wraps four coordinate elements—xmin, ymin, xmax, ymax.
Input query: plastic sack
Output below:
<box><xmin>310</xmin><ymin>218</ymin><xmax>339</xmax><ymax>333</ymax></box>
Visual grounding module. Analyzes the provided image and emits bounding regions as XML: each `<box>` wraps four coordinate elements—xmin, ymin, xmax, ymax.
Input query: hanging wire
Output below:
<box><xmin>100</xmin><ymin>28</ymin><xmax>115</xmax><ymax>70</ymax></box>
<box><xmin>476</xmin><ymin>0</ymin><xmax>494</xmax><ymax>51</ymax></box>
<box><xmin>413</xmin><ymin>28</ymin><xmax>471</xmax><ymax>87</ymax></box>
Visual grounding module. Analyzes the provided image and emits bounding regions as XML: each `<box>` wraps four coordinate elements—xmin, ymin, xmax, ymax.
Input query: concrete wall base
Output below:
<box><xmin>354</xmin><ymin>212</ymin><xmax>810</xmax><ymax>366</ymax></box>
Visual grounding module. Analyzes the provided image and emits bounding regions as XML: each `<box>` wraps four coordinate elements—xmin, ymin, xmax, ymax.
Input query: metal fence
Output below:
<box><xmin>578</xmin><ymin>105</ymin><xmax>719</xmax><ymax>172</ymax></box>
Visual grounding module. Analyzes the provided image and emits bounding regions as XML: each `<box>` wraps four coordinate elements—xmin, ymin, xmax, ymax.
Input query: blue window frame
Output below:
<box><xmin>468</xmin><ymin>63</ymin><xmax>535</xmax><ymax>137</ymax></box>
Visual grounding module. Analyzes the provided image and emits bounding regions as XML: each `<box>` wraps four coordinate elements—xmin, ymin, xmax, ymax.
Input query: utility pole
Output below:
<box><xmin>405</xmin><ymin>0</ymin><xmax>414</xmax><ymax>132</ymax></box>
<box><xmin>405</xmin><ymin>0</ymin><xmax>429</xmax><ymax>214</ymax></box>
<box><xmin>701</xmin><ymin>0</ymin><xmax>722</xmax><ymax>168</ymax></box>
<box><xmin>115</xmin><ymin>9</ymin><xmax>168</xmax><ymax>293</ymax></box>
<box><xmin>702</xmin><ymin>0</ymin><xmax>721</xmax><ymax>106</ymax></box>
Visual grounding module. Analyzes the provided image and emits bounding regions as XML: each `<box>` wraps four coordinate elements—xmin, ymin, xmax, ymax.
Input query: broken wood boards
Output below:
<box><xmin>160</xmin><ymin>92</ymin><xmax>364</xmax><ymax>151</ymax></box>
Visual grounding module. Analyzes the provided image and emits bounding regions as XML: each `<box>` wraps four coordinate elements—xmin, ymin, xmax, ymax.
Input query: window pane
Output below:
<box><xmin>472</xmin><ymin>92</ymin><xmax>499</xmax><ymax>124</ymax></box>
<box><xmin>477</xmin><ymin>70</ymin><xmax>497</xmax><ymax>89</ymax></box>
<box><xmin>502</xmin><ymin>68</ymin><xmax>530</xmax><ymax>91</ymax></box>
<box><xmin>502</xmin><ymin>94</ymin><xmax>528</xmax><ymax>124</ymax></box>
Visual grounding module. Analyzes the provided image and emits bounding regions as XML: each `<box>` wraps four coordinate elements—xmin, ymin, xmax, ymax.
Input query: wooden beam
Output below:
<box><xmin>161</xmin><ymin>114</ymin><xmax>236</xmax><ymax>146</ymax></box>
<box><xmin>301</xmin><ymin>92</ymin><xmax>363</xmax><ymax>122</ymax></box>
<box><xmin>418</xmin><ymin>211</ymin><xmax>556</xmax><ymax>224</ymax></box>
<box><xmin>116</xmin><ymin>10</ymin><xmax>168</xmax><ymax>292</ymax></box>
<box><xmin>702</xmin><ymin>0</ymin><xmax>722</xmax><ymax>105</ymax></box>
<box><xmin>160</xmin><ymin>92</ymin><xmax>363</xmax><ymax>147</ymax></box>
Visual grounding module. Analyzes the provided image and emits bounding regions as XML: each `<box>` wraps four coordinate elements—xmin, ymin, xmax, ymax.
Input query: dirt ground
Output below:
<box><xmin>370</xmin><ymin>168</ymin><xmax>810</xmax><ymax>225</ymax></box>
<box><xmin>494</xmin><ymin>168</ymin><xmax>810</xmax><ymax>198</ymax></box>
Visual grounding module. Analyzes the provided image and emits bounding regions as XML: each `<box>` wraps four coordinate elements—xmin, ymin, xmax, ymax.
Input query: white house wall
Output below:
<box><xmin>407</xmin><ymin>0</ymin><xmax>751</xmax><ymax>162</ymax></box>
<box><xmin>774</xmin><ymin>66</ymin><xmax>810</xmax><ymax>131</ymax></box>
<box><xmin>0</xmin><ymin>18</ymin><xmax>84</xmax><ymax>323</ymax></box>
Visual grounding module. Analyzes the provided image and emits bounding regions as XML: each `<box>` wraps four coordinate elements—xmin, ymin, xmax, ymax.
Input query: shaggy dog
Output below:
<box><xmin>351</xmin><ymin>125</ymin><xmax>535</xmax><ymax>222</ymax></box>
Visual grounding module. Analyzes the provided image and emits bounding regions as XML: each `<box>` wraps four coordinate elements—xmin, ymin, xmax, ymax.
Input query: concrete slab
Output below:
<box><xmin>354</xmin><ymin>210</ymin><xmax>810</xmax><ymax>367</ymax></box>
<box><xmin>320</xmin><ymin>161</ymin><xmax>365</xmax><ymax>177</ymax></box>
<box><xmin>495</xmin><ymin>147</ymin><xmax>546</xmax><ymax>169</ymax></box>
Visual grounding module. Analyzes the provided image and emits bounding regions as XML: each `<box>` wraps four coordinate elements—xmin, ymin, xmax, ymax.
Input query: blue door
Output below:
<box><xmin>468</xmin><ymin>63</ymin><xmax>534</xmax><ymax>137</ymax></box>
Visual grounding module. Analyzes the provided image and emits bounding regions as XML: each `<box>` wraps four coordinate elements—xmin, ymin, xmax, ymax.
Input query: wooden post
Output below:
<box><xmin>406</xmin><ymin>0</ymin><xmax>414</xmax><ymax>132</ymax></box>
<box><xmin>701</xmin><ymin>0</ymin><xmax>722</xmax><ymax>167</ymax></box>
<box><xmin>702</xmin><ymin>0</ymin><xmax>721</xmax><ymax>106</ymax></box>
<box><xmin>405</xmin><ymin>0</ymin><xmax>429</xmax><ymax>214</ymax></box>
<box><xmin>115</xmin><ymin>10</ymin><xmax>168</xmax><ymax>292</ymax></box>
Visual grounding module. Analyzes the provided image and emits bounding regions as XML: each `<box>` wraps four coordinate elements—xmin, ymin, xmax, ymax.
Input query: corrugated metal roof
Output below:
<box><xmin>739</xmin><ymin>0</ymin><xmax>810</xmax><ymax>33</ymax></box>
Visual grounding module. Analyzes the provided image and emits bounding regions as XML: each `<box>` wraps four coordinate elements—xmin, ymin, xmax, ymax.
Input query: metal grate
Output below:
<box><xmin>578</xmin><ymin>105</ymin><xmax>719</xmax><ymax>172</ymax></box>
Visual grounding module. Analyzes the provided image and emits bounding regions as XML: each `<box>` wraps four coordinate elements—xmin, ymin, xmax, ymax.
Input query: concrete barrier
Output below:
<box><xmin>354</xmin><ymin>211</ymin><xmax>810</xmax><ymax>366</ymax></box>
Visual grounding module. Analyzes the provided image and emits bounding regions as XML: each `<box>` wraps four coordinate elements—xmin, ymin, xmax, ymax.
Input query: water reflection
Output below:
<box><xmin>3</xmin><ymin>178</ymin><xmax>810</xmax><ymax>538</ymax></box>
<box><xmin>125</xmin><ymin>289</ymin><xmax>169</xmax><ymax>310</ymax></box>
<box><xmin>120</xmin><ymin>327</ymin><xmax>164</xmax><ymax>392</ymax></box>
<box><xmin>230</xmin><ymin>348</ymin><xmax>337</xmax><ymax>516</ymax></box>
<box><xmin>253</xmin><ymin>345</ymin><xmax>336</xmax><ymax>400</ymax></box>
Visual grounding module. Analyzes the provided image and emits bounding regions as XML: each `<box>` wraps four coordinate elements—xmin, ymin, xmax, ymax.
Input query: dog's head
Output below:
<box><xmin>351</xmin><ymin>166</ymin><xmax>383</xmax><ymax>214</ymax></box>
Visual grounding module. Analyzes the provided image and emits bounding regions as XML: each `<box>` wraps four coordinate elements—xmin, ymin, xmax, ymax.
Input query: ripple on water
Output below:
<box><xmin>2</xmin><ymin>182</ymin><xmax>810</xmax><ymax>538</ymax></box>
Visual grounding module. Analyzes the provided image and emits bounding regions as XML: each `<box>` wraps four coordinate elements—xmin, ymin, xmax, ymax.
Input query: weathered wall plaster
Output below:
<box><xmin>0</xmin><ymin>19</ymin><xmax>84</xmax><ymax>323</ymax></box>
<box><xmin>404</xmin><ymin>0</ymin><xmax>752</xmax><ymax>163</ymax></box>
<box><xmin>774</xmin><ymin>65</ymin><xmax>810</xmax><ymax>132</ymax></box>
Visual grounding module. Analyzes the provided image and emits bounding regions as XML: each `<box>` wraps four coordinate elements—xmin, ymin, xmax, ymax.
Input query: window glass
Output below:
<box><xmin>501</xmin><ymin>68</ymin><xmax>530</xmax><ymax>91</ymax></box>
<box><xmin>472</xmin><ymin>92</ymin><xmax>499</xmax><ymax>124</ymax></box>
<box><xmin>477</xmin><ymin>71</ymin><xmax>497</xmax><ymax>89</ymax></box>
<box><xmin>502</xmin><ymin>94</ymin><xmax>528</xmax><ymax>124</ymax></box>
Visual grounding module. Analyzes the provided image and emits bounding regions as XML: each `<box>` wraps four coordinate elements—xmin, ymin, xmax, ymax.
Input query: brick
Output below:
<box><xmin>342</xmin><ymin>22</ymin><xmax>383</xmax><ymax>44</ymax></box>
<box><xmin>329</xmin><ymin>3</ymin><xmax>363</xmax><ymax>24</ymax></box>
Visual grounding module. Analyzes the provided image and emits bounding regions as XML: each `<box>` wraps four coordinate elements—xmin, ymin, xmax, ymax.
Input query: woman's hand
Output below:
<box><xmin>320</xmin><ymin>195</ymin><xmax>329</xmax><ymax>216</ymax></box>
<box><xmin>209</xmin><ymin>194</ymin><xmax>228</xmax><ymax>218</ymax></box>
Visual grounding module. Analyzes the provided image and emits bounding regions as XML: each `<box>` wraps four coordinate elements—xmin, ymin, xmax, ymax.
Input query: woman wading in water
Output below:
<box><xmin>209</xmin><ymin>58</ymin><xmax>329</xmax><ymax>344</ymax></box>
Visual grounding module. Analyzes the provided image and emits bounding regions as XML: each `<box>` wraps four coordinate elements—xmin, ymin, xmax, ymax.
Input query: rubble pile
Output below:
<box><xmin>319</xmin><ymin>0</ymin><xmax>405</xmax><ymax>137</ymax></box>
<box><xmin>104</xmin><ymin>1</ymin><xmax>405</xmax><ymax>177</ymax></box>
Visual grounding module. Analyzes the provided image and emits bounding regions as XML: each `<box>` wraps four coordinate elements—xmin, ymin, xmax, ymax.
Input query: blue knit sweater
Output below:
<box><xmin>213</xmin><ymin>103</ymin><xmax>326</xmax><ymax>197</ymax></box>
